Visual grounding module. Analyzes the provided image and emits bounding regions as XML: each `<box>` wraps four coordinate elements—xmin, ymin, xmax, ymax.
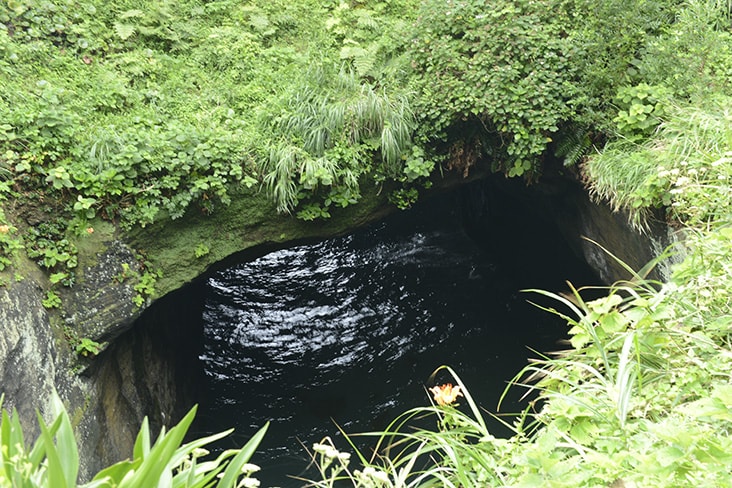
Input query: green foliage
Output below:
<box><xmin>613</xmin><ymin>83</ymin><xmax>672</xmax><ymax>138</ymax></box>
<box><xmin>404</xmin><ymin>0</ymin><xmax>685</xmax><ymax>177</ymax></box>
<box><xmin>408</xmin><ymin>0</ymin><xmax>578</xmax><ymax>177</ymax></box>
<box><xmin>260</xmin><ymin>66</ymin><xmax>417</xmax><ymax>215</ymax></box>
<box><xmin>631</xmin><ymin>0</ymin><xmax>732</xmax><ymax>99</ymax></box>
<box><xmin>42</xmin><ymin>290</ymin><xmax>61</xmax><ymax>309</ymax></box>
<box><xmin>586</xmin><ymin>95</ymin><xmax>732</xmax><ymax>228</ymax></box>
<box><xmin>325</xmin><ymin>0</ymin><xmax>416</xmax><ymax>80</ymax></box>
<box><xmin>63</xmin><ymin>324</ymin><xmax>106</xmax><ymax>360</ymax></box>
<box><xmin>387</xmin><ymin>187</ymin><xmax>419</xmax><ymax>210</ymax></box>
<box><xmin>0</xmin><ymin>219</ymin><xmax>22</xmax><ymax>271</ymax></box>
<box><xmin>553</xmin><ymin>124</ymin><xmax>593</xmax><ymax>167</ymax></box>
<box><xmin>133</xmin><ymin>270</ymin><xmax>160</xmax><ymax>308</ymax></box>
<box><xmin>74</xmin><ymin>337</ymin><xmax>103</xmax><ymax>358</ymax></box>
<box><xmin>401</xmin><ymin>145</ymin><xmax>435</xmax><ymax>183</ymax></box>
<box><xmin>0</xmin><ymin>391</ymin><xmax>269</xmax><ymax>487</ymax></box>
<box><xmin>25</xmin><ymin>220</ymin><xmax>78</xmax><ymax>284</ymax></box>
<box><xmin>563</xmin><ymin>0</ymin><xmax>678</xmax><ymax>129</ymax></box>
<box><xmin>194</xmin><ymin>243</ymin><xmax>210</xmax><ymax>259</ymax></box>
<box><xmin>0</xmin><ymin>152</ymin><xmax>11</xmax><ymax>181</ymax></box>
<box><xmin>0</xmin><ymin>0</ymin><xmax>427</xmax><ymax>237</ymax></box>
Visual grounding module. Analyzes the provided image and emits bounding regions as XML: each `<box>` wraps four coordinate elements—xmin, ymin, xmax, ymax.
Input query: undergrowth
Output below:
<box><xmin>304</xmin><ymin>235</ymin><xmax>732</xmax><ymax>486</ymax></box>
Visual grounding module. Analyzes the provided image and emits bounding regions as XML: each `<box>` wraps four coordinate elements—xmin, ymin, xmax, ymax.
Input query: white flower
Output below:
<box><xmin>362</xmin><ymin>466</ymin><xmax>389</xmax><ymax>482</ymax></box>
<box><xmin>240</xmin><ymin>463</ymin><xmax>260</xmax><ymax>475</ymax></box>
<box><xmin>192</xmin><ymin>448</ymin><xmax>209</xmax><ymax>458</ymax></box>
<box><xmin>312</xmin><ymin>442</ymin><xmax>329</xmax><ymax>454</ymax></box>
<box><xmin>238</xmin><ymin>478</ymin><xmax>260</xmax><ymax>488</ymax></box>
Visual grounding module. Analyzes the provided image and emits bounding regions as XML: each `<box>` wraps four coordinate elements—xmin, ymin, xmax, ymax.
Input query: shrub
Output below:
<box><xmin>407</xmin><ymin>0</ymin><xmax>578</xmax><ymax>178</ymax></box>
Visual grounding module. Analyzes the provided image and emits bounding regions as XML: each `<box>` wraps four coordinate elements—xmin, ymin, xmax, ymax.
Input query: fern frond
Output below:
<box><xmin>555</xmin><ymin>125</ymin><xmax>592</xmax><ymax>167</ymax></box>
<box><xmin>355</xmin><ymin>11</ymin><xmax>380</xmax><ymax>31</ymax></box>
<box><xmin>114</xmin><ymin>23</ymin><xmax>137</xmax><ymax>40</ymax></box>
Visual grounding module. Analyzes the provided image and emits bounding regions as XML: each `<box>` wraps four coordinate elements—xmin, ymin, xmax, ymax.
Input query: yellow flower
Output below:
<box><xmin>429</xmin><ymin>383</ymin><xmax>463</xmax><ymax>406</ymax></box>
<box><xmin>86</xmin><ymin>227</ymin><xmax>94</xmax><ymax>234</ymax></box>
<box><xmin>0</xmin><ymin>224</ymin><xmax>9</xmax><ymax>234</ymax></box>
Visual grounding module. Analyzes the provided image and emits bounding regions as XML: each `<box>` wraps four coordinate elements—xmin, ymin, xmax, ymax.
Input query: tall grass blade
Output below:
<box><xmin>215</xmin><ymin>422</ymin><xmax>269</xmax><ymax>488</ymax></box>
<box><xmin>614</xmin><ymin>331</ymin><xmax>637</xmax><ymax>427</ymax></box>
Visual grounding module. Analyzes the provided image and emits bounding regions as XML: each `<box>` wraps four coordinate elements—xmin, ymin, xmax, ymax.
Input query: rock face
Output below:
<box><xmin>534</xmin><ymin>173</ymin><xmax>679</xmax><ymax>285</ymax></box>
<box><xmin>463</xmin><ymin>172</ymin><xmax>678</xmax><ymax>286</ymax></box>
<box><xmin>59</xmin><ymin>240</ymin><xmax>142</xmax><ymax>343</ymax></box>
<box><xmin>89</xmin><ymin>283</ymin><xmax>205</xmax><ymax>475</ymax></box>
<box><xmin>0</xmin><ymin>262</ymin><xmax>56</xmax><ymax>433</ymax></box>
<box><xmin>0</xmin><ymin>238</ymin><xmax>148</xmax><ymax>478</ymax></box>
<box><xmin>0</xmin><ymin>172</ymin><xmax>679</xmax><ymax>480</ymax></box>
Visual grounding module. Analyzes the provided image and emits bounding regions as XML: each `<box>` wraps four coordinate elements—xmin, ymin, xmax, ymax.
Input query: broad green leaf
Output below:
<box><xmin>133</xmin><ymin>417</ymin><xmax>151</xmax><ymax>460</ymax></box>
<box><xmin>215</xmin><ymin>422</ymin><xmax>269</xmax><ymax>488</ymax></box>
<box><xmin>120</xmin><ymin>407</ymin><xmax>197</xmax><ymax>488</ymax></box>
<box><xmin>51</xmin><ymin>393</ymin><xmax>79</xmax><ymax>487</ymax></box>
<box><xmin>37</xmin><ymin>414</ymin><xmax>68</xmax><ymax>488</ymax></box>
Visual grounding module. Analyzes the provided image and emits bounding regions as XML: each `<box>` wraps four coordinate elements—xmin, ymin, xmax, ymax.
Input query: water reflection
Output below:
<box><xmin>197</xmin><ymin>204</ymin><xmax>570</xmax><ymax>486</ymax></box>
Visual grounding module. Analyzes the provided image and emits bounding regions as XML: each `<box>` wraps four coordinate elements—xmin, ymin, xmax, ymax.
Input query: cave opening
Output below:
<box><xmin>190</xmin><ymin>176</ymin><xmax>600</xmax><ymax>485</ymax></box>
<box><xmin>116</xmin><ymin>175</ymin><xmax>602</xmax><ymax>486</ymax></box>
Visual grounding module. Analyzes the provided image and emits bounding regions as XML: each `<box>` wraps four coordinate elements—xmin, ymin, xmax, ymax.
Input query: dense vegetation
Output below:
<box><xmin>1</xmin><ymin>0</ymin><xmax>731</xmax><ymax>486</ymax></box>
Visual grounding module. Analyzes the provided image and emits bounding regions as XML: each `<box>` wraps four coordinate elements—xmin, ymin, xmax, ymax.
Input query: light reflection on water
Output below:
<box><xmin>197</xmin><ymin>207</ymin><xmax>568</xmax><ymax>486</ymax></box>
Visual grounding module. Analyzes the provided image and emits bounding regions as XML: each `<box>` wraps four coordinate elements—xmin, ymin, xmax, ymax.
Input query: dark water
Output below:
<box><xmin>196</xmin><ymin>194</ymin><xmax>590</xmax><ymax>487</ymax></box>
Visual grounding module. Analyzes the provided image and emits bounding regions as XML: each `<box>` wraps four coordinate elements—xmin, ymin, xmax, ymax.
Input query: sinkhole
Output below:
<box><xmin>185</xmin><ymin>178</ymin><xmax>602</xmax><ymax>486</ymax></box>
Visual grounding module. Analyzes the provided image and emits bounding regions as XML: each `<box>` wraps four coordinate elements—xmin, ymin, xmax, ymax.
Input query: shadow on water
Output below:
<box><xmin>193</xmin><ymin>181</ymin><xmax>601</xmax><ymax>487</ymax></box>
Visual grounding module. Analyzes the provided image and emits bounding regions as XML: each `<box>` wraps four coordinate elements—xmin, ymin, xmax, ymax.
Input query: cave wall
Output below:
<box><xmin>463</xmin><ymin>172</ymin><xmax>679</xmax><ymax>287</ymax></box>
<box><xmin>0</xmin><ymin>260</ymin><xmax>57</xmax><ymax>433</ymax></box>
<box><xmin>89</xmin><ymin>281</ymin><xmax>205</xmax><ymax>476</ymax></box>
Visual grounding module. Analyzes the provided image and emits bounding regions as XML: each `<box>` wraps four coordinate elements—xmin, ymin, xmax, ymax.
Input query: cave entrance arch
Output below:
<box><xmin>106</xmin><ymin>175</ymin><xmax>602</xmax><ymax>486</ymax></box>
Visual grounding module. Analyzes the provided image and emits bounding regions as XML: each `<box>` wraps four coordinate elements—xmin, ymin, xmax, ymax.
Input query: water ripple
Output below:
<box><xmin>197</xmin><ymin>211</ymin><xmax>568</xmax><ymax>487</ymax></box>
